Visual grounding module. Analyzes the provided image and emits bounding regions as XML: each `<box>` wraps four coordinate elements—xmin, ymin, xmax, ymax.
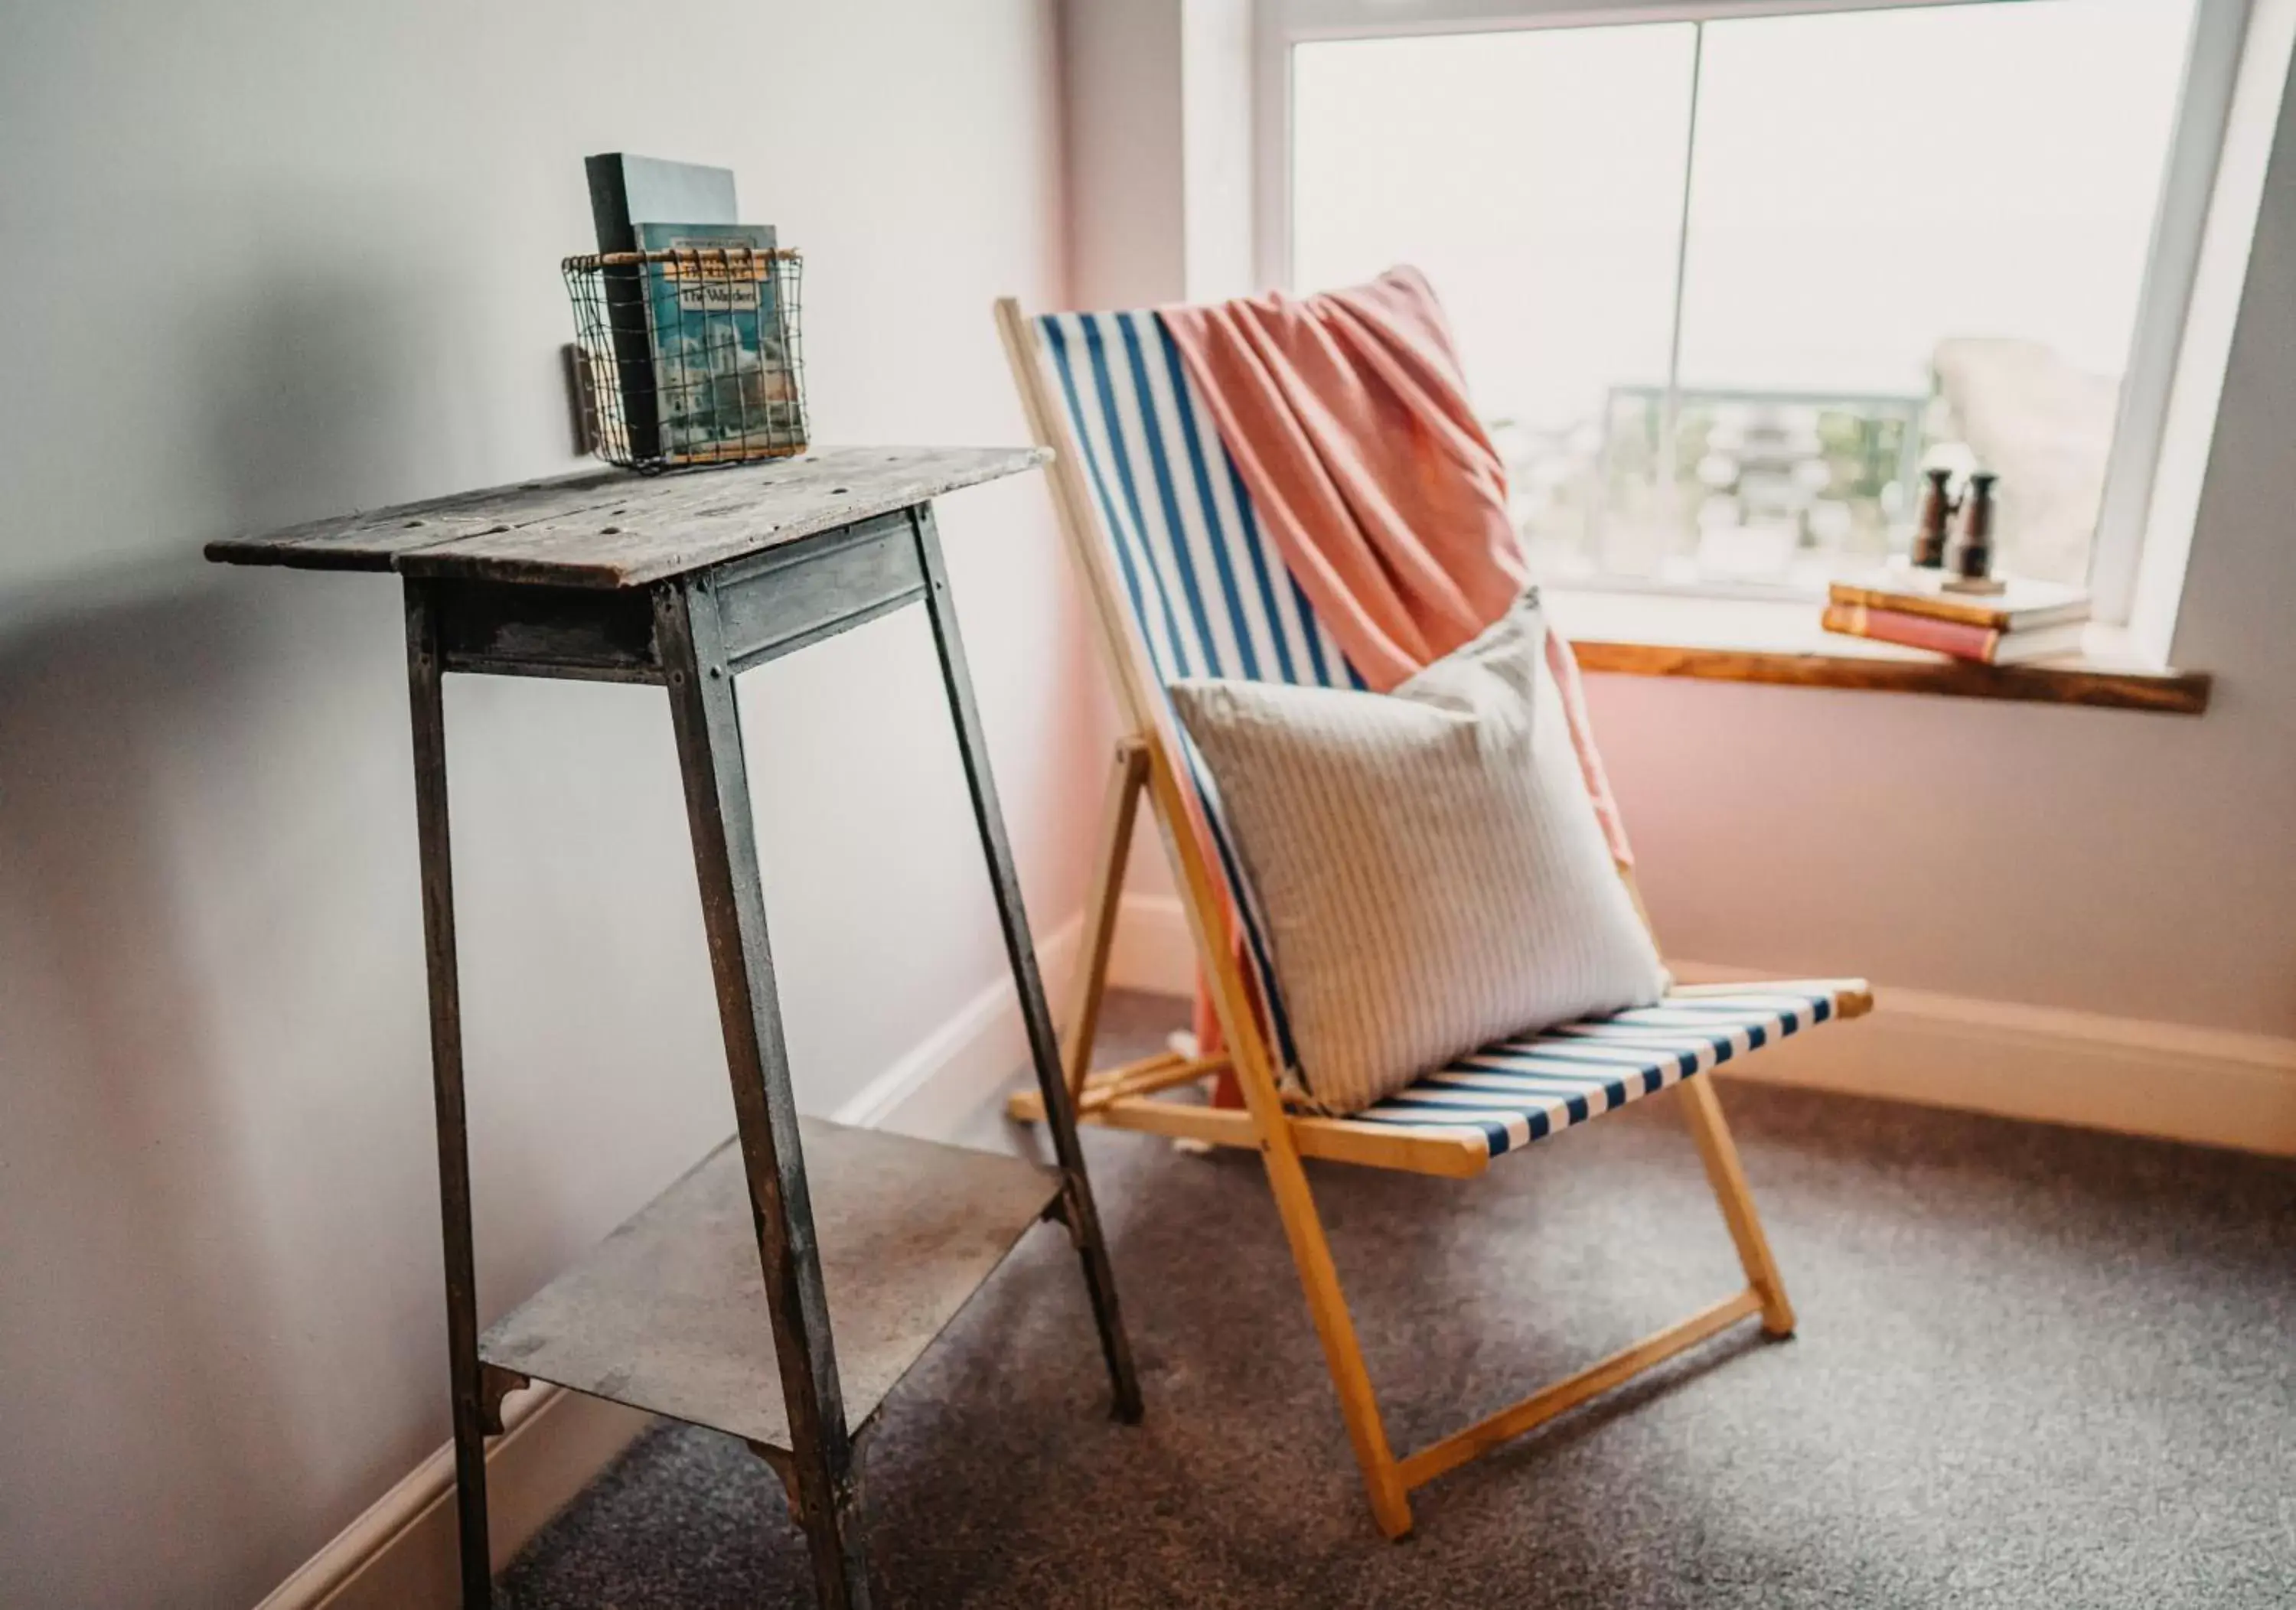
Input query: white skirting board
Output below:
<box><xmin>262</xmin><ymin>914</ymin><xmax>1086</xmax><ymax>1610</ymax></box>
<box><xmin>831</xmin><ymin>912</ymin><xmax>1084</xmax><ymax>1134</ymax></box>
<box><xmin>256</xmin><ymin>1386</ymin><xmax>651</xmax><ymax>1610</ymax></box>
<box><xmin>1110</xmin><ymin>893</ymin><xmax>2296</xmax><ymax>1158</ymax></box>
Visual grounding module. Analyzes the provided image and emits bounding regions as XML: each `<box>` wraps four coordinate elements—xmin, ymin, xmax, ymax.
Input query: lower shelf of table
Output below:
<box><xmin>478</xmin><ymin>1118</ymin><xmax>1061</xmax><ymax>1453</ymax></box>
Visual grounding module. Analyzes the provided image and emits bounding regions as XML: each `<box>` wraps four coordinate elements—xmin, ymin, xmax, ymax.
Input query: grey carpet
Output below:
<box><xmin>501</xmin><ymin>992</ymin><xmax>2296</xmax><ymax>1608</ymax></box>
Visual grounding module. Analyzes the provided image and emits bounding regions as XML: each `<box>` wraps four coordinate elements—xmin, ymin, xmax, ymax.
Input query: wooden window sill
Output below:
<box><xmin>1544</xmin><ymin>591</ymin><xmax>2210</xmax><ymax>715</ymax></box>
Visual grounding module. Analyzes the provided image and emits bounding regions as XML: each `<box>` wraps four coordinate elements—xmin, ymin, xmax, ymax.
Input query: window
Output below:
<box><xmin>1283</xmin><ymin>0</ymin><xmax>2219</xmax><ymax>603</ymax></box>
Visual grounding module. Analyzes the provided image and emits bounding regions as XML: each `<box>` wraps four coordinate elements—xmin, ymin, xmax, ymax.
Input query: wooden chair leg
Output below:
<box><xmin>1677</xmin><ymin>1077</ymin><xmax>1795</xmax><ymax>1335</ymax></box>
<box><xmin>1262</xmin><ymin>1147</ymin><xmax>1414</xmax><ymax>1537</ymax></box>
<box><xmin>1137</xmin><ymin>740</ymin><xmax>1413</xmax><ymax>1537</ymax></box>
<box><xmin>1061</xmin><ymin>736</ymin><xmax>1148</xmax><ymax>1100</ymax></box>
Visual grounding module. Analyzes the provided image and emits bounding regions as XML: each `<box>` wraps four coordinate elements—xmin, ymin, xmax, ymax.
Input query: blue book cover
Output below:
<box><xmin>589</xmin><ymin>157</ymin><xmax>738</xmax><ymax>251</ymax></box>
<box><xmin>636</xmin><ymin>222</ymin><xmax>795</xmax><ymax>463</ymax></box>
<box><xmin>585</xmin><ymin>155</ymin><xmax>739</xmax><ymax>460</ymax></box>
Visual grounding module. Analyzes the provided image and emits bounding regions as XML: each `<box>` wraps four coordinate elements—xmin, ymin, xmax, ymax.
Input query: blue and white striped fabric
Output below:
<box><xmin>1355</xmin><ymin>988</ymin><xmax>1840</xmax><ymax>1159</ymax></box>
<box><xmin>1033</xmin><ymin>308</ymin><xmax>1840</xmax><ymax>1157</ymax></box>
<box><xmin>1036</xmin><ymin>308</ymin><xmax>1349</xmax><ymax>1063</ymax></box>
<box><xmin>1035</xmin><ymin>310</ymin><xmax>1365</xmax><ymax>696</ymax></box>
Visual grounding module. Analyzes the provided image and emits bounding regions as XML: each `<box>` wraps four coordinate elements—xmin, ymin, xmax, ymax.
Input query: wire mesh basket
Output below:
<box><xmin>564</xmin><ymin>247</ymin><xmax>807</xmax><ymax>471</ymax></box>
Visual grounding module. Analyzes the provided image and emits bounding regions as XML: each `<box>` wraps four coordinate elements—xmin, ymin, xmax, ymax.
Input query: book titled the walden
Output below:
<box><xmin>636</xmin><ymin>221</ymin><xmax>797</xmax><ymax>464</ymax></box>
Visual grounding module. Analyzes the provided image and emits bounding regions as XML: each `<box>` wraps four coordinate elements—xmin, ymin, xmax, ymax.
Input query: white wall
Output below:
<box><xmin>0</xmin><ymin>5</ymin><xmax>1094</xmax><ymax>1607</ymax></box>
<box><xmin>1072</xmin><ymin>2</ymin><xmax>2296</xmax><ymax>1041</ymax></box>
<box><xmin>1183</xmin><ymin>0</ymin><xmax>1259</xmax><ymax>301</ymax></box>
<box><xmin>1062</xmin><ymin>0</ymin><xmax>1189</xmax><ymax>309</ymax></box>
<box><xmin>1062</xmin><ymin>0</ymin><xmax>1256</xmax><ymax>308</ymax></box>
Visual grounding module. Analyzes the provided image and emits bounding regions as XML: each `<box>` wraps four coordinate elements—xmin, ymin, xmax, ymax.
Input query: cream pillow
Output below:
<box><xmin>1167</xmin><ymin>592</ymin><xmax>1667</xmax><ymax>1115</ymax></box>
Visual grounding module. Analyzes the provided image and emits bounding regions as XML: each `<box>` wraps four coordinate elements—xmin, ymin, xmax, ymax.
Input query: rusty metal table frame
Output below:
<box><xmin>212</xmin><ymin>452</ymin><xmax>1140</xmax><ymax>1610</ymax></box>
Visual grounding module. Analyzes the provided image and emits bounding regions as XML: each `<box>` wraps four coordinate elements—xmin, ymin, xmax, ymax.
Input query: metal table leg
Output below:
<box><xmin>656</xmin><ymin>575</ymin><xmax>873</xmax><ymax>1609</ymax></box>
<box><xmin>910</xmin><ymin>507</ymin><xmax>1144</xmax><ymax>1423</ymax></box>
<box><xmin>404</xmin><ymin>580</ymin><xmax>496</xmax><ymax>1608</ymax></box>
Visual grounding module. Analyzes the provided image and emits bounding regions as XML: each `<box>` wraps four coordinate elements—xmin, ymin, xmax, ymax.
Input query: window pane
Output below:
<box><xmin>1289</xmin><ymin>1</ymin><xmax>2199</xmax><ymax>598</ymax></box>
<box><xmin>1291</xmin><ymin>24</ymin><xmax>1695</xmax><ymax>582</ymax></box>
<box><xmin>1669</xmin><ymin>0</ymin><xmax>2197</xmax><ymax>587</ymax></box>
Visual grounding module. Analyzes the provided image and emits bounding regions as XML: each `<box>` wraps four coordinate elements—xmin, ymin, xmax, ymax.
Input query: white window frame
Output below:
<box><xmin>1253</xmin><ymin>0</ymin><xmax>2255</xmax><ymax>627</ymax></box>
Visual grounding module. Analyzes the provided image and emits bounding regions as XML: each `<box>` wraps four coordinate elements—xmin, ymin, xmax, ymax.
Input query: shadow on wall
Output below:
<box><xmin>0</xmin><ymin>252</ymin><xmax>505</xmax><ymax>1606</ymax></box>
<box><xmin>0</xmin><ymin>572</ymin><xmax>357</xmax><ymax>1605</ymax></box>
<box><xmin>191</xmin><ymin>221</ymin><xmax>502</xmax><ymax>537</ymax></box>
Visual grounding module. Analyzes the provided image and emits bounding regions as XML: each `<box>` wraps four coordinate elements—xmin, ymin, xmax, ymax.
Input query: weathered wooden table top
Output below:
<box><xmin>203</xmin><ymin>445</ymin><xmax>1049</xmax><ymax>589</ymax></box>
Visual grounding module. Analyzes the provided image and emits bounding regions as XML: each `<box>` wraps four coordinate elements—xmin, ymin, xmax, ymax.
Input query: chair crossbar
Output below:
<box><xmin>1008</xmin><ymin>1083</ymin><xmax>1492</xmax><ymax>1178</ymax></box>
<box><xmin>1080</xmin><ymin>1049</ymin><xmax>1184</xmax><ymax>1088</ymax></box>
<box><xmin>1394</xmin><ymin>1287</ymin><xmax>1765</xmax><ymax>1490</ymax></box>
<box><xmin>1078</xmin><ymin>1051</ymin><xmax>1229</xmax><ymax>1113</ymax></box>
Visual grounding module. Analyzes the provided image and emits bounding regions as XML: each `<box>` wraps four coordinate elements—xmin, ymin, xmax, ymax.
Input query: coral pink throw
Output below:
<box><xmin>1159</xmin><ymin>266</ymin><xmax>1632</xmax><ymax>863</ymax></box>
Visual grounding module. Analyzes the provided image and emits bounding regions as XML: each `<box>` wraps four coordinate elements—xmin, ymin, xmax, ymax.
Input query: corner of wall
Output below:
<box><xmin>2131</xmin><ymin>0</ymin><xmax>2296</xmax><ymax>663</ymax></box>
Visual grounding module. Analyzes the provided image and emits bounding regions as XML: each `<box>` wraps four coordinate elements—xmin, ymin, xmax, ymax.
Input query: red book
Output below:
<box><xmin>1821</xmin><ymin>601</ymin><xmax>2088</xmax><ymax>666</ymax></box>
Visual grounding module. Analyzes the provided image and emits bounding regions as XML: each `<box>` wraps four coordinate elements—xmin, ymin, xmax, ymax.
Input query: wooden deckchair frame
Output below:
<box><xmin>994</xmin><ymin>297</ymin><xmax>1871</xmax><ymax>1537</ymax></box>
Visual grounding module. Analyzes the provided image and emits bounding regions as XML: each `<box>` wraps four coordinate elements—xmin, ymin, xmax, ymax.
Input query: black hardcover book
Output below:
<box><xmin>584</xmin><ymin>155</ymin><xmax>739</xmax><ymax>461</ymax></box>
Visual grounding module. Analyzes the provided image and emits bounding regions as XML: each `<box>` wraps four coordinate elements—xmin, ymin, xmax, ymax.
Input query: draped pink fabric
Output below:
<box><xmin>1158</xmin><ymin>266</ymin><xmax>1633</xmax><ymax>864</ymax></box>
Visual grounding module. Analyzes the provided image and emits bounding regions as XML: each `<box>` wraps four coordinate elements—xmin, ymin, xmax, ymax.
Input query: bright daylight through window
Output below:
<box><xmin>1291</xmin><ymin>0</ymin><xmax>2199</xmax><ymax>595</ymax></box>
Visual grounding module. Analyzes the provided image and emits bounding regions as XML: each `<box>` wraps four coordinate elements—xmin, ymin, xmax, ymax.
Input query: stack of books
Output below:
<box><xmin>1823</xmin><ymin>572</ymin><xmax>2090</xmax><ymax>666</ymax></box>
<box><xmin>586</xmin><ymin>152</ymin><xmax>790</xmax><ymax>466</ymax></box>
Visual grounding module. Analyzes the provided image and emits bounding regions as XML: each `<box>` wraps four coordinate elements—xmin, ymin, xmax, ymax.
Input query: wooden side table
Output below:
<box><xmin>209</xmin><ymin>447</ymin><xmax>1140</xmax><ymax>1610</ymax></box>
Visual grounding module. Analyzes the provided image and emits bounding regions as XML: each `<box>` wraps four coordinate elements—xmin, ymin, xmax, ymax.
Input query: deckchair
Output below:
<box><xmin>994</xmin><ymin>295</ymin><xmax>1872</xmax><ymax>1538</ymax></box>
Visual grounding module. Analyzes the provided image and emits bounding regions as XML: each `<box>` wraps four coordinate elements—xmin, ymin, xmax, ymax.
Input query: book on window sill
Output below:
<box><xmin>1821</xmin><ymin>601</ymin><xmax>2091</xmax><ymax>666</ymax></box>
<box><xmin>1828</xmin><ymin>569</ymin><xmax>2089</xmax><ymax>634</ymax></box>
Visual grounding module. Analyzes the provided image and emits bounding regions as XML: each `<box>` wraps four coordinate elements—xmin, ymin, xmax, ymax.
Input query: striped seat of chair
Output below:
<box><xmin>1349</xmin><ymin>986</ymin><xmax>1843</xmax><ymax>1160</ymax></box>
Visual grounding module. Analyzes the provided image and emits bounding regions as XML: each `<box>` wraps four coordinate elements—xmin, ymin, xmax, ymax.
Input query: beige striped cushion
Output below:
<box><xmin>1168</xmin><ymin>592</ymin><xmax>1668</xmax><ymax>1115</ymax></box>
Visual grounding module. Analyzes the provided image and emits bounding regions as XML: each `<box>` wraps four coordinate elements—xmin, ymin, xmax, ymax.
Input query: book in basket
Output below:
<box><xmin>635</xmin><ymin>222</ymin><xmax>796</xmax><ymax>464</ymax></box>
<box><xmin>584</xmin><ymin>155</ymin><xmax>740</xmax><ymax>464</ymax></box>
